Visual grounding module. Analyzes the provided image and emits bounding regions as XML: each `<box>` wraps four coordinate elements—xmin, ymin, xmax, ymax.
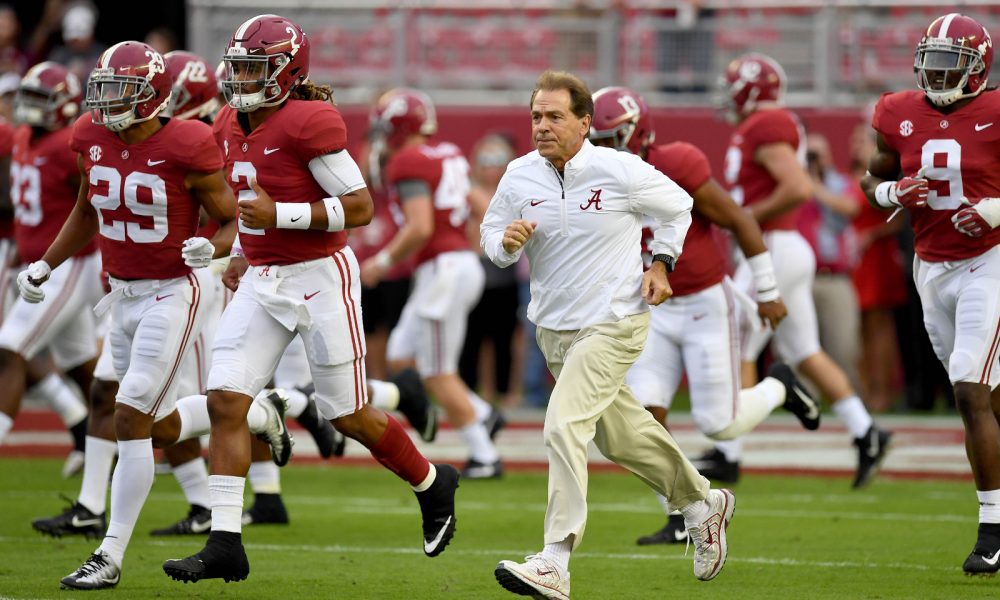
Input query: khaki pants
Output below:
<box><xmin>536</xmin><ymin>311</ymin><xmax>709</xmax><ymax>549</ymax></box>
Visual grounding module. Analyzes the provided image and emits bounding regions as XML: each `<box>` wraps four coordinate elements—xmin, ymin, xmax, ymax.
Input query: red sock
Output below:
<box><xmin>368</xmin><ymin>415</ymin><xmax>431</xmax><ymax>486</ymax></box>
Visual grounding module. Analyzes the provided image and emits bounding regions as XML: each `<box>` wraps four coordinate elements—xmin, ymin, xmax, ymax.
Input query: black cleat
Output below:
<box><xmin>393</xmin><ymin>370</ymin><xmax>438</xmax><ymax>442</ymax></box>
<box><xmin>636</xmin><ymin>513</ymin><xmax>688</xmax><ymax>545</ymax></box>
<box><xmin>768</xmin><ymin>363</ymin><xmax>821</xmax><ymax>431</ymax></box>
<box><xmin>242</xmin><ymin>493</ymin><xmax>289</xmax><ymax>526</ymax></box>
<box><xmin>60</xmin><ymin>550</ymin><xmax>120</xmax><ymax>590</ymax></box>
<box><xmin>964</xmin><ymin>523</ymin><xmax>1000</xmax><ymax>576</ymax></box>
<box><xmin>295</xmin><ymin>387</ymin><xmax>343</xmax><ymax>458</ymax></box>
<box><xmin>163</xmin><ymin>531</ymin><xmax>250</xmax><ymax>583</ymax></box>
<box><xmin>690</xmin><ymin>448</ymin><xmax>740</xmax><ymax>484</ymax></box>
<box><xmin>483</xmin><ymin>406</ymin><xmax>507</xmax><ymax>441</ymax></box>
<box><xmin>461</xmin><ymin>458</ymin><xmax>503</xmax><ymax>480</ymax></box>
<box><xmin>852</xmin><ymin>425</ymin><xmax>892</xmax><ymax>489</ymax></box>
<box><xmin>32</xmin><ymin>497</ymin><xmax>106</xmax><ymax>539</ymax></box>
<box><xmin>255</xmin><ymin>389</ymin><xmax>294</xmax><ymax>466</ymax></box>
<box><xmin>151</xmin><ymin>504</ymin><xmax>212</xmax><ymax>536</ymax></box>
<box><xmin>415</xmin><ymin>464</ymin><xmax>459</xmax><ymax>557</ymax></box>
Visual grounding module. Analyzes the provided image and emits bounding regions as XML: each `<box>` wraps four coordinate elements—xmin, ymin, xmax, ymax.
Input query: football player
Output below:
<box><xmin>861</xmin><ymin>13</ymin><xmax>1000</xmax><ymax>575</ymax></box>
<box><xmin>720</xmin><ymin>52</ymin><xmax>892</xmax><ymax>488</ymax></box>
<box><xmin>590</xmin><ymin>86</ymin><xmax>821</xmax><ymax>545</ymax></box>
<box><xmin>0</xmin><ymin>63</ymin><xmax>97</xmax><ymax>475</ymax></box>
<box><xmin>361</xmin><ymin>88</ymin><xmax>502</xmax><ymax>479</ymax></box>
<box><xmin>18</xmin><ymin>41</ymin><xmax>289</xmax><ymax>590</ymax></box>
<box><xmin>162</xmin><ymin>15</ymin><xmax>459</xmax><ymax>585</ymax></box>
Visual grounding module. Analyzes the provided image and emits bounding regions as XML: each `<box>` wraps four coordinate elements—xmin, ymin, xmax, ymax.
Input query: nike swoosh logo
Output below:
<box><xmin>536</xmin><ymin>569</ymin><xmax>555</xmax><ymax>577</ymax></box>
<box><xmin>155</xmin><ymin>294</ymin><xmax>173</xmax><ymax>301</ymax></box>
<box><xmin>147</xmin><ymin>159</ymin><xmax>166</xmax><ymax>166</ymax></box>
<box><xmin>984</xmin><ymin>549</ymin><xmax>1000</xmax><ymax>566</ymax></box>
<box><xmin>674</xmin><ymin>528</ymin><xmax>688</xmax><ymax>542</ymax></box>
<box><xmin>692</xmin><ymin>313</ymin><xmax>708</xmax><ymax>321</ymax></box>
<box><xmin>304</xmin><ymin>291</ymin><xmax>320</xmax><ymax>300</ymax></box>
<box><xmin>529</xmin><ymin>199</ymin><xmax>546</xmax><ymax>206</ymax></box>
<box><xmin>423</xmin><ymin>515</ymin><xmax>452</xmax><ymax>554</ymax></box>
<box><xmin>867</xmin><ymin>432</ymin><xmax>880</xmax><ymax>459</ymax></box>
<box><xmin>291</xmin><ymin>215</ymin><xmax>303</xmax><ymax>222</ymax></box>
<box><xmin>71</xmin><ymin>516</ymin><xmax>102</xmax><ymax>528</ymax></box>
<box><xmin>970</xmin><ymin>263</ymin><xmax>985</xmax><ymax>273</ymax></box>
<box><xmin>798</xmin><ymin>386</ymin><xmax>820</xmax><ymax>420</ymax></box>
<box><xmin>189</xmin><ymin>518</ymin><xmax>212</xmax><ymax>533</ymax></box>
<box><xmin>976</xmin><ymin>123</ymin><xmax>994</xmax><ymax>132</ymax></box>
<box><xmin>264</xmin><ymin>147</ymin><xmax>280</xmax><ymax>155</ymax></box>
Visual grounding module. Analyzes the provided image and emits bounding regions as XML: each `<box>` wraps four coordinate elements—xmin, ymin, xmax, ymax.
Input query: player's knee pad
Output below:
<box><xmin>626</xmin><ymin>371</ymin><xmax>671</xmax><ymax>410</ymax></box>
<box><xmin>118</xmin><ymin>370</ymin><xmax>156</xmax><ymax>406</ymax></box>
<box><xmin>948</xmin><ymin>349</ymin><xmax>978</xmax><ymax>385</ymax></box>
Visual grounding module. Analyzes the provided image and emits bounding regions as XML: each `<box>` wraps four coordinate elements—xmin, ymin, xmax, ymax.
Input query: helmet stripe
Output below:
<box><xmin>938</xmin><ymin>13</ymin><xmax>959</xmax><ymax>39</ymax></box>
<box><xmin>100</xmin><ymin>41</ymin><xmax>130</xmax><ymax>69</ymax></box>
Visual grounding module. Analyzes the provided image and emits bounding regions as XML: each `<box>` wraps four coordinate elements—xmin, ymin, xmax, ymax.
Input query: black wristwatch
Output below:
<box><xmin>651</xmin><ymin>254</ymin><xmax>676</xmax><ymax>273</ymax></box>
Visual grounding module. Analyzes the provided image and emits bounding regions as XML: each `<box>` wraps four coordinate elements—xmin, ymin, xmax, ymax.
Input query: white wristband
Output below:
<box><xmin>874</xmin><ymin>181</ymin><xmax>900</xmax><ymax>209</ymax></box>
<box><xmin>748</xmin><ymin>251</ymin><xmax>780</xmax><ymax>303</ymax></box>
<box><xmin>275</xmin><ymin>202</ymin><xmax>312</xmax><ymax>229</ymax></box>
<box><xmin>323</xmin><ymin>197</ymin><xmax>345</xmax><ymax>232</ymax></box>
<box><xmin>374</xmin><ymin>248</ymin><xmax>392</xmax><ymax>270</ymax></box>
<box><xmin>974</xmin><ymin>197</ymin><xmax>1000</xmax><ymax>228</ymax></box>
<box><xmin>230</xmin><ymin>232</ymin><xmax>242</xmax><ymax>256</ymax></box>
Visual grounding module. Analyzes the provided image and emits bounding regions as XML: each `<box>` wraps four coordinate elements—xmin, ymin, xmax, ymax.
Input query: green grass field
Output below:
<box><xmin>0</xmin><ymin>458</ymin><xmax>995</xmax><ymax>599</ymax></box>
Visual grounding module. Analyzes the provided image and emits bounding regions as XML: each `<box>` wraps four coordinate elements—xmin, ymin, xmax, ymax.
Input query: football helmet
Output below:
<box><xmin>87</xmin><ymin>41</ymin><xmax>171</xmax><ymax>132</ymax></box>
<box><xmin>369</xmin><ymin>88</ymin><xmax>437</xmax><ymax>150</ymax></box>
<box><xmin>590</xmin><ymin>86</ymin><xmax>655</xmax><ymax>156</ymax></box>
<box><xmin>221</xmin><ymin>14</ymin><xmax>309</xmax><ymax>112</ymax></box>
<box><xmin>13</xmin><ymin>61</ymin><xmax>81</xmax><ymax>130</ymax></box>
<box><xmin>915</xmin><ymin>13</ymin><xmax>993</xmax><ymax>107</ymax></box>
<box><xmin>719</xmin><ymin>53</ymin><xmax>786</xmax><ymax>123</ymax></box>
<box><xmin>163</xmin><ymin>50</ymin><xmax>220</xmax><ymax>121</ymax></box>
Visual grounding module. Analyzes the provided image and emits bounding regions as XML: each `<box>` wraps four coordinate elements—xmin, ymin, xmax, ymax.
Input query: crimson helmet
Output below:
<box><xmin>87</xmin><ymin>41</ymin><xmax>171</xmax><ymax>132</ymax></box>
<box><xmin>589</xmin><ymin>86</ymin><xmax>655</xmax><ymax>156</ymax></box>
<box><xmin>915</xmin><ymin>13</ymin><xmax>993</xmax><ymax>107</ymax></box>
<box><xmin>13</xmin><ymin>61</ymin><xmax>81</xmax><ymax>130</ymax></box>
<box><xmin>369</xmin><ymin>88</ymin><xmax>437</xmax><ymax>150</ymax></box>
<box><xmin>221</xmin><ymin>14</ymin><xmax>309</xmax><ymax>112</ymax></box>
<box><xmin>163</xmin><ymin>51</ymin><xmax>220</xmax><ymax>121</ymax></box>
<box><xmin>720</xmin><ymin>53</ymin><xmax>786</xmax><ymax>123</ymax></box>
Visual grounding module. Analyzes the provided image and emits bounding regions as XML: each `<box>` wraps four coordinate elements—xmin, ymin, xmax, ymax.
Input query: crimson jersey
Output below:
<box><xmin>873</xmin><ymin>89</ymin><xmax>1000</xmax><ymax>262</ymax></box>
<box><xmin>724</xmin><ymin>108</ymin><xmax>805</xmax><ymax>232</ymax></box>
<box><xmin>0</xmin><ymin>118</ymin><xmax>15</xmax><ymax>239</ymax></box>
<box><xmin>645</xmin><ymin>142</ymin><xmax>723</xmax><ymax>297</ymax></box>
<box><xmin>11</xmin><ymin>125</ymin><xmax>97</xmax><ymax>263</ymax></box>
<box><xmin>70</xmin><ymin>115</ymin><xmax>223</xmax><ymax>280</ymax></box>
<box><xmin>214</xmin><ymin>100</ymin><xmax>350</xmax><ymax>266</ymax></box>
<box><xmin>386</xmin><ymin>141</ymin><xmax>470</xmax><ymax>265</ymax></box>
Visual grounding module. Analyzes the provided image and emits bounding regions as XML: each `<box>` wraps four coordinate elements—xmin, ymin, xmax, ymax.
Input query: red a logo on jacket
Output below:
<box><xmin>580</xmin><ymin>189</ymin><xmax>603</xmax><ymax>211</ymax></box>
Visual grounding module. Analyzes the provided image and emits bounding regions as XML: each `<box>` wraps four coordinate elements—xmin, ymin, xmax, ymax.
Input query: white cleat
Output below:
<box><xmin>61</xmin><ymin>450</ymin><xmax>85</xmax><ymax>478</ymax></box>
<box><xmin>253</xmin><ymin>388</ymin><xmax>294</xmax><ymax>467</ymax></box>
<box><xmin>60</xmin><ymin>549</ymin><xmax>121</xmax><ymax>590</ymax></box>
<box><xmin>495</xmin><ymin>554</ymin><xmax>570</xmax><ymax>599</ymax></box>
<box><xmin>686</xmin><ymin>488</ymin><xmax>736</xmax><ymax>581</ymax></box>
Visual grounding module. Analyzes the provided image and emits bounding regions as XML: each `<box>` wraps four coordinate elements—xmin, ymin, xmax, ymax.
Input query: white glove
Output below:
<box><xmin>181</xmin><ymin>237</ymin><xmax>215</xmax><ymax>269</ymax></box>
<box><xmin>17</xmin><ymin>261</ymin><xmax>51</xmax><ymax>304</ymax></box>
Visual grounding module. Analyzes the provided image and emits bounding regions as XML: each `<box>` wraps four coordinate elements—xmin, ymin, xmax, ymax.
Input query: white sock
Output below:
<box><xmin>832</xmin><ymin>395</ymin><xmax>873</xmax><ymax>439</ymax></box>
<box><xmin>209</xmin><ymin>475</ymin><xmax>246</xmax><ymax>533</ymax></box>
<box><xmin>0</xmin><ymin>412</ymin><xmax>12</xmax><ymax>444</ymax></box>
<box><xmin>248</xmin><ymin>461</ymin><xmax>281</xmax><ymax>494</ymax></box>
<box><xmin>368</xmin><ymin>379</ymin><xmax>400</xmax><ymax>411</ymax></box>
<box><xmin>176</xmin><ymin>395</ymin><xmax>211</xmax><ymax>441</ymax></box>
<box><xmin>35</xmin><ymin>374</ymin><xmax>87</xmax><ymax>428</ymax></box>
<box><xmin>679</xmin><ymin>498</ymin><xmax>710</xmax><ymax>523</ymax></box>
<box><xmin>78</xmin><ymin>436</ymin><xmax>118</xmax><ymax>514</ymax></box>
<box><xmin>714</xmin><ymin>439</ymin><xmax>743</xmax><ymax>463</ymax></box>
<box><xmin>469</xmin><ymin>390</ymin><xmax>492</xmax><ymax>422</ymax></box>
<box><xmin>173</xmin><ymin>458</ymin><xmax>211</xmax><ymax>508</ymax></box>
<box><xmin>709</xmin><ymin>378</ymin><xmax>785</xmax><ymax>440</ymax></box>
<box><xmin>412</xmin><ymin>463</ymin><xmax>437</xmax><ymax>493</ymax></box>
<box><xmin>459</xmin><ymin>421</ymin><xmax>499</xmax><ymax>463</ymax></box>
<box><xmin>283</xmin><ymin>388</ymin><xmax>309</xmax><ymax>419</ymax></box>
<box><xmin>655</xmin><ymin>493</ymin><xmax>671</xmax><ymax>516</ymax></box>
<box><xmin>99</xmin><ymin>438</ymin><xmax>154</xmax><ymax>567</ymax></box>
<box><xmin>540</xmin><ymin>537</ymin><xmax>572</xmax><ymax>572</ymax></box>
<box><xmin>979</xmin><ymin>489</ymin><xmax>1000</xmax><ymax>523</ymax></box>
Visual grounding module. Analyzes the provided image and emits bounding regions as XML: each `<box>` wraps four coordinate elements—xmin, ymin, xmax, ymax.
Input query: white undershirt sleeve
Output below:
<box><xmin>307</xmin><ymin>150</ymin><xmax>367</xmax><ymax>197</ymax></box>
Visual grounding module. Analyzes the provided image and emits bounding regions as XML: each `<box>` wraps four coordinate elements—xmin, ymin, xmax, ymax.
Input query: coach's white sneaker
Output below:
<box><xmin>686</xmin><ymin>488</ymin><xmax>735</xmax><ymax>581</ymax></box>
<box><xmin>253</xmin><ymin>389</ymin><xmax>294</xmax><ymax>467</ymax></box>
<box><xmin>495</xmin><ymin>554</ymin><xmax>570</xmax><ymax>599</ymax></box>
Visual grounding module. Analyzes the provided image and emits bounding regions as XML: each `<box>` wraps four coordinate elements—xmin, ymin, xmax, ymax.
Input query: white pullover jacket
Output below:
<box><xmin>481</xmin><ymin>139</ymin><xmax>693</xmax><ymax>330</ymax></box>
